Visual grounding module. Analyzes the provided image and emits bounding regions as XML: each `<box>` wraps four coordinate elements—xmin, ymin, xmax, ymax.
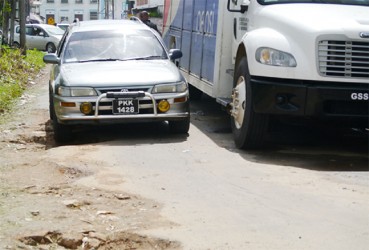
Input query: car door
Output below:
<box><xmin>25</xmin><ymin>26</ymin><xmax>38</xmax><ymax>49</ymax></box>
<box><xmin>28</xmin><ymin>26</ymin><xmax>47</xmax><ymax>51</ymax></box>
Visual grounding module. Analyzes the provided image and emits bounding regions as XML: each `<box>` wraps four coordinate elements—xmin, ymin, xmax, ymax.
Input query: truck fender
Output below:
<box><xmin>241</xmin><ymin>28</ymin><xmax>290</xmax><ymax>62</ymax></box>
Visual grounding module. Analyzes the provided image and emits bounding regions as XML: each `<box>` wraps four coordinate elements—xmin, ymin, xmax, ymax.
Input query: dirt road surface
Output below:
<box><xmin>0</xmin><ymin>65</ymin><xmax>368</xmax><ymax>250</ymax></box>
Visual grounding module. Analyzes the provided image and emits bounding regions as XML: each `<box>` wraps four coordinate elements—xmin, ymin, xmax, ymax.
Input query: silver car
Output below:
<box><xmin>13</xmin><ymin>24</ymin><xmax>64</xmax><ymax>53</ymax></box>
<box><xmin>43</xmin><ymin>19</ymin><xmax>190</xmax><ymax>142</ymax></box>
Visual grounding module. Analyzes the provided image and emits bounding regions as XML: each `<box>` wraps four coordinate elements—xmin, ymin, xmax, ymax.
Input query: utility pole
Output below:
<box><xmin>2</xmin><ymin>0</ymin><xmax>10</xmax><ymax>46</ymax></box>
<box><xmin>19</xmin><ymin>0</ymin><xmax>26</xmax><ymax>55</ymax></box>
<box><xmin>112</xmin><ymin>0</ymin><xmax>114</xmax><ymax>19</ymax></box>
<box><xmin>105</xmin><ymin>0</ymin><xmax>109</xmax><ymax>19</ymax></box>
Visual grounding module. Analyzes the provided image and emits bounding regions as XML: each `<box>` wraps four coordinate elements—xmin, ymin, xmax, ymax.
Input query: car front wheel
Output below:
<box><xmin>46</xmin><ymin>43</ymin><xmax>56</xmax><ymax>53</ymax></box>
<box><xmin>51</xmin><ymin>106</ymin><xmax>73</xmax><ymax>143</ymax></box>
<box><xmin>169</xmin><ymin>117</ymin><xmax>190</xmax><ymax>134</ymax></box>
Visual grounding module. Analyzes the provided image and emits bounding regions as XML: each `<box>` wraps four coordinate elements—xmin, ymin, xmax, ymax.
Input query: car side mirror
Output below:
<box><xmin>169</xmin><ymin>49</ymin><xmax>182</xmax><ymax>61</ymax></box>
<box><xmin>43</xmin><ymin>54</ymin><xmax>60</xmax><ymax>64</ymax></box>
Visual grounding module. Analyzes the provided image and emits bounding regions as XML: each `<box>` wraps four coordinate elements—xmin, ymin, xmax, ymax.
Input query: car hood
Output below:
<box><xmin>60</xmin><ymin>60</ymin><xmax>183</xmax><ymax>87</ymax></box>
<box><xmin>54</xmin><ymin>35</ymin><xmax>63</xmax><ymax>40</ymax></box>
<box><xmin>257</xmin><ymin>4</ymin><xmax>368</xmax><ymax>38</ymax></box>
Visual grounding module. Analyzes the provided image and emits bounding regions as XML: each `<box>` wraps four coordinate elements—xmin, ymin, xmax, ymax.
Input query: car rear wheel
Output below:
<box><xmin>13</xmin><ymin>42</ymin><xmax>20</xmax><ymax>48</ymax></box>
<box><xmin>169</xmin><ymin>117</ymin><xmax>190</xmax><ymax>134</ymax></box>
<box><xmin>46</xmin><ymin>43</ymin><xmax>56</xmax><ymax>53</ymax></box>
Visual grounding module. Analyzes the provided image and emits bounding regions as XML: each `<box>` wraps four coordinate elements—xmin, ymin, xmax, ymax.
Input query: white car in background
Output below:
<box><xmin>13</xmin><ymin>24</ymin><xmax>64</xmax><ymax>53</ymax></box>
<box><xmin>56</xmin><ymin>23</ymin><xmax>70</xmax><ymax>32</ymax></box>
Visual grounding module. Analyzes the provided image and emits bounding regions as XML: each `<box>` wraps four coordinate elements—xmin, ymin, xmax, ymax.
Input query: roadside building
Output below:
<box><xmin>39</xmin><ymin>0</ymin><xmax>100</xmax><ymax>25</ymax></box>
<box><xmin>132</xmin><ymin>0</ymin><xmax>164</xmax><ymax>16</ymax></box>
<box><xmin>38</xmin><ymin>0</ymin><xmax>163</xmax><ymax>24</ymax></box>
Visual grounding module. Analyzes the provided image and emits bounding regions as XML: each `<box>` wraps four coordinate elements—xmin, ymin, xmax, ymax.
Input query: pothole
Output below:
<box><xmin>18</xmin><ymin>231</ymin><xmax>180</xmax><ymax>249</ymax></box>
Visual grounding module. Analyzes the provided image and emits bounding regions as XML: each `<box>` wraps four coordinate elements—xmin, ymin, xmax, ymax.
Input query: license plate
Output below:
<box><xmin>112</xmin><ymin>99</ymin><xmax>139</xmax><ymax>114</ymax></box>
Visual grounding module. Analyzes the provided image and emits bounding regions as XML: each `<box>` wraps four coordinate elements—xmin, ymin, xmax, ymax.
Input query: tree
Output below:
<box><xmin>1</xmin><ymin>0</ymin><xmax>11</xmax><ymax>45</ymax></box>
<box><xmin>19</xmin><ymin>0</ymin><xmax>26</xmax><ymax>55</ymax></box>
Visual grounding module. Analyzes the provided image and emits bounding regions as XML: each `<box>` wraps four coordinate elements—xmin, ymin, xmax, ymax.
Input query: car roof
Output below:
<box><xmin>69</xmin><ymin>19</ymin><xmax>150</xmax><ymax>33</ymax></box>
<box><xmin>25</xmin><ymin>23</ymin><xmax>54</xmax><ymax>27</ymax></box>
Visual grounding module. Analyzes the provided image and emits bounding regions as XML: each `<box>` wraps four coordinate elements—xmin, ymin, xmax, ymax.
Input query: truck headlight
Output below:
<box><xmin>152</xmin><ymin>81</ymin><xmax>187</xmax><ymax>93</ymax></box>
<box><xmin>58</xmin><ymin>86</ymin><xmax>97</xmax><ymax>97</ymax></box>
<box><xmin>256</xmin><ymin>47</ymin><xmax>297</xmax><ymax>67</ymax></box>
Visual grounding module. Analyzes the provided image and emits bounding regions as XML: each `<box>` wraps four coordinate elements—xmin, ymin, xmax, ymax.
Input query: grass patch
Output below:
<box><xmin>0</xmin><ymin>47</ymin><xmax>45</xmax><ymax>122</ymax></box>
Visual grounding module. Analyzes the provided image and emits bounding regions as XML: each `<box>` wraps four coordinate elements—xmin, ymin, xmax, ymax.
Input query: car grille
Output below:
<box><xmin>318</xmin><ymin>40</ymin><xmax>369</xmax><ymax>78</ymax></box>
<box><xmin>97</xmin><ymin>87</ymin><xmax>151</xmax><ymax>95</ymax></box>
<box><xmin>92</xmin><ymin>87</ymin><xmax>156</xmax><ymax>115</ymax></box>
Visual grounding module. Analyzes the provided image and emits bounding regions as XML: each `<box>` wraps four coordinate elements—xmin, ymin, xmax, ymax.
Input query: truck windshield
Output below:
<box><xmin>258</xmin><ymin>0</ymin><xmax>369</xmax><ymax>6</ymax></box>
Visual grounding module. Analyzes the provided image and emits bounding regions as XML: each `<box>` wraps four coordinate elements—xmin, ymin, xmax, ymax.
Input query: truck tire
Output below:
<box><xmin>231</xmin><ymin>57</ymin><xmax>269</xmax><ymax>149</ymax></box>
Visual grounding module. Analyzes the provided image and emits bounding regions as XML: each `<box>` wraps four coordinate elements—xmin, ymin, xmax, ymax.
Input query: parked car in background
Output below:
<box><xmin>43</xmin><ymin>19</ymin><xmax>189</xmax><ymax>142</ymax></box>
<box><xmin>13</xmin><ymin>24</ymin><xmax>64</xmax><ymax>53</ymax></box>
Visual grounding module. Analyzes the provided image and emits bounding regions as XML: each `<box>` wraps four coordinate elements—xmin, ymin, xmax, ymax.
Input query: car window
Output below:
<box><xmin>32</xmin><ymin>27</ymin><xmax>43</xmax><ymax>36</ymax></box>
<box><xmin>63</xmin><ymin>29</ymin><xmax>167</xmax><ymax>63</ymax></box>
<box><xmin>57</xmin><ymin>30</ymin><xmax>69</xmax><ymax>57</ymax></box>
<box><xmin>25</xmin><ymin>27</ymin><xmax>33</xmax><ymax>35</ymax></box>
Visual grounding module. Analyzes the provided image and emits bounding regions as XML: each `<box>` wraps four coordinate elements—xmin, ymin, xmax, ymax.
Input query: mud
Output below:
<box><xmin>0</xmin><ymin>66</ymin><xmax>180</xmax><ymax>250</ymax></box>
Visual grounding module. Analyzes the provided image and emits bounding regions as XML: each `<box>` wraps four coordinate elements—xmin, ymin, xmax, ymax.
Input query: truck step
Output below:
<box><xmin>216</xmin><ymin>98</ymin><xmax>232</xmax><ymax>107</ymax></box>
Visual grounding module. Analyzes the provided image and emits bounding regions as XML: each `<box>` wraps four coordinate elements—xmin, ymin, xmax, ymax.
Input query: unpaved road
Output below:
<box><xmin>0</xmin><ymin>65</ymin><xmax>368</xmax><ymax>250</ymax></box>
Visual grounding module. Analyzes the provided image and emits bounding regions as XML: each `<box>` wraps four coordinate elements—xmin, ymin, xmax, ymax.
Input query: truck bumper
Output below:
<box><xmin>251</xmin><ymin>76</ymin><xmax>369</xmax><ymax>121</ymax></box>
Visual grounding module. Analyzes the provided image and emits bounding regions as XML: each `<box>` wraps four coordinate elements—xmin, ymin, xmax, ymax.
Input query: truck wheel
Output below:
<box><xmin>51</xmin><ymin>106</ymin><xmax>73</xmax><ymax>143</ymax></box>
<box><xmin>231</xmin><ymin>57</ymin><xmax>269</xmax><ymax>149</ymax></box>
<box><xmin>169</xmin><ymin>117</ymin><xmax>190</xmax><ymax>134</ymax></box>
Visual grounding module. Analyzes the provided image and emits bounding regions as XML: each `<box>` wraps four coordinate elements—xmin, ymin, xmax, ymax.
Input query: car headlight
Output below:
<box><xmin>152</xmin><ymin>81</ymin><xmax>187</xmax><ymax>93</ymax></box>
<box><xmin>57</xmin><ymin>86</ymin><xmax>97</xmax><ymax>97</ymax></box>
<box><xmin>256</xmin><ymin>47</ymin><xmax>297</xmax><ymax>67</ymax></box>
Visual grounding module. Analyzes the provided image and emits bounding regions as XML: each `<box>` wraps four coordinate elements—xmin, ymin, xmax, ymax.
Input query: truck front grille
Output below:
<box><xmin>318</xmin><ymin>40</ymin><xmax>369</xmax><ymax>79</ymax></box>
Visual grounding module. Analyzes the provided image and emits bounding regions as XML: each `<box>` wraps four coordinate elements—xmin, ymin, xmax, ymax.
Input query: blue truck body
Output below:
<box><xmin>163</xmin><ymin>0</ymin><xmax>219</xmax><ymax>83</ymax></box>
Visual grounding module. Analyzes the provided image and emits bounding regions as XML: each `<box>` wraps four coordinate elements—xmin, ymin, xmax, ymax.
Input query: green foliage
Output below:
<box><xmin>149</xmin><ymin>10</ymin><xmax>162</xmax><ymax>18</ymax></box>
<box><xmin>0</xmin><ymin>46</ymin><xmax>45</xmax><ymax>117</ymax></box>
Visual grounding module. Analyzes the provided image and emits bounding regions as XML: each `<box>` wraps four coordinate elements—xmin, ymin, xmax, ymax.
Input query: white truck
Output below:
<box><xmin>162</xmin><ymin>0</ymin><xmax>369</xmax><ymax>149</ymax></box>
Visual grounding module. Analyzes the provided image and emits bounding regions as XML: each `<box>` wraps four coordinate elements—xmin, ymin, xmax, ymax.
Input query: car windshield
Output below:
<box><xmin>43</xmin><ymin>25</ymin><xmax>65</xmax><ymax>35</ymax></box>
<box><xmin>63</xmin><ymin>29</ymin><xmax>167</xmax><ymax>63</ymax></box>
<box><xmin>257</xmin><ymin>0</ymin><xmax>369</xmax><ymax>6</ymax></box>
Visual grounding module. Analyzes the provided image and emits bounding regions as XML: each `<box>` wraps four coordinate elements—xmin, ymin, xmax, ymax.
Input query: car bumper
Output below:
<box><xmin>251</xmin><ymin>76</ymin><xmax>369</xmax><ymax>119</ymax></box>
<box><xmin>54</xmin><ymin>91</ymin><xmax>190</xmax><ymax>125</ymax></box>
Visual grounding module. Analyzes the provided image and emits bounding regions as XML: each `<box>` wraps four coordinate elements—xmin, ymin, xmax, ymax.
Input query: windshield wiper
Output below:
<box><xmin>78</xmin><ymin>58</ymin><xmax>127</xmax><ymax>63</ymax></box>
<box><xmin>131</xmin><ymin>55</ymin><xmax>166</xmax><ymax>60</ymax></box>
<box><xmin>78</xmin><ymin>56</ymin><xmax>166</xmax><ymax>63</ymax></box>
